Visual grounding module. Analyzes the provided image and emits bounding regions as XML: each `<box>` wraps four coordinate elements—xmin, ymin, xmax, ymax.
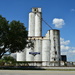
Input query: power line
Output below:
<box><xmin>41</xmin><ymin>17</ymin><xmax>53</xmax><ymax>29</ymax></box>
<box><xmin>36</xmin><ymin>13</ymin><xmax>53</xmax><ymax>29</ymax></box>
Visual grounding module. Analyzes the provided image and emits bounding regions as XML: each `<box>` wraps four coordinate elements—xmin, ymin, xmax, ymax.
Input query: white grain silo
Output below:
<box><xmin>42</xmin><ymin>38</ymin><xmax>50</xmax><ymax>66</ymax></box>
<box><xmin>17</xmin><ymin>51</ymin><xmax>25</xmax><ymax>61</ymax></box>
<box><xmin>35</xmin><ymin>8</ymin><xmax>42</xmax><ymax>36</ymax></box>
<box><xmin>28</xmin><ymin>12</ymin><xmax>35</xmax><ymax>37</ymax></box>
<box><xmin>49</xmin><ymin>29</ymin><xmax>60</xmax><ymax>66</ymax></box>
<box><xmin>26</xmin><ymin>39</ymin><xmax>35</xmax><ymax>61</ymax></box>
<box><xmin>34</xmin><ymin>39</ymin><xmax>42</xmax><ymax>61</ymax></box>
<box><xmin>28</xmin><ymin>8</ymin><xmax>42</xmax><ymax>37</ymax></box>
<box><xmin>26</xmin><ymin>48</ymin><xmax>34</xmax><ymax>61</ymax></box>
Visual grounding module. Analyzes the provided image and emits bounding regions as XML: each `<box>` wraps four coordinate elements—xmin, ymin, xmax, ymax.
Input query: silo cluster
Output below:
<box><xmin>16</xmin><ymin>8</ymin><xmax>61</xmax><ymax>66</ymax></box>
<box><xmin>28</xmin><ymin>8</ymin><xmax>42</xmax><ymax>37</ymax></box>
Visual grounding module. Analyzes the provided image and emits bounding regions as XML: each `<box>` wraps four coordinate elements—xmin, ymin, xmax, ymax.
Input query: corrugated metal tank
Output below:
<box><xmin>35</xmin><ymin>12</ymin><xmax>42</xmax><ymax>36</ymax></box>
<box><xmin>42</xmin><ymin>39</ymin><xmax>50</xmax><ymax>66</ymax></box>
<box><xmin>17</xmin><ymin>51</ymin><xmax>25</xmax><ymax>61</ymax></box>
<box><xmin>34</xmin><ymin>39</ymin><xmax>42</xmax><ymax>61</ymax></box>
<box><xmin>28</xmin><ymin>12</ymin><xmax>35</xmax><ymax>37</ymax></box>
<box><xmin>50</xmin><ymin>29</ymin><xmax>60</xmax><ymax>66</ymax></box>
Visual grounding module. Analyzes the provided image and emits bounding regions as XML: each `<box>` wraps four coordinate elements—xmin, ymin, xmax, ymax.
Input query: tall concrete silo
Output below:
<box><xmin>28</xmin><ymin>8</ymin><xmax>42</xmax><ymax>37</ymax></box>
<box><xmin>49</xmin><ymin>29</ymin><xmax>61</xmax><ymax>66</ymax></box>
<box><xmin>26</xmin><ymin>48</ymin><xmax>34</xmax><ymax>61</ymax></box>
<box><xmin>42</xmin><ymin>38</ymin><xmax>50</xmax><ymax>66</ymax></box>
<box><xmin>35</xmin><ymin>9</ymin><xmax>42</xmax><ymax>36</ymax></box>
<box><xmin>17</xmin><ymin>51</ymin><xmax>25</xmax><ymax>61</ymax></box>
<box><xmin>28</xmin><ymin>12</ymin><xmax>35</xmax><ymax>37</ymax></box>
<box><xmin>26</xmin><ymin>39</ymin><xmax>35</xmax><ymax>61</ymax></box>
<box><xmin>34</xmin><ymin>39</ymin><xmax>42</xmax><ymax>61</ymax></box>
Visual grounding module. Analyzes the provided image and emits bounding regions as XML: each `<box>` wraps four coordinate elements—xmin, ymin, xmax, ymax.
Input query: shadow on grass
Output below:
<box><xmin>0</xmin><ymin>66</ymin><xmax>45</xmax><ymax>70</ymax></box>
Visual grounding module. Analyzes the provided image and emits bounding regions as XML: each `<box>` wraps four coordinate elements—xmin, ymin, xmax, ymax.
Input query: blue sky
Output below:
<box><xmin>0</xmin><ymin>0</ymin><xmax>75</xmax><ymax>61</ymax></box>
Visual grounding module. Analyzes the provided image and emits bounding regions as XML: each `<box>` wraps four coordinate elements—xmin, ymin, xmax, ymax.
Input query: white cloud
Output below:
<box><xmin>60</xmin><ymin>38</ymin><xmax>71</xmax><ymax>51</ymax></box>
<box><xmin>52</xmin><ymin>18</ymin><xmax>65</xmax><ymax>28</ymax></box>
<box><xmin>71</xmin><ymin>47</ymin><xmax>75</xmax><ymax>50</ymax></box>
<box><xmin>61</xmin><ymin>51</ymin><xmax>68</xmax><ymax>55</ymax></box>
<box><xmin>71</xmin><ymin>9</ymin><xmax>75</xmax><ymax>12</ymax></box>
<box><xmin>60</xmin><ymin>38</ymin><xmax>70</xmax><ymax>45</ymax></box>
<box><xmin>69</xmin><ymin>50</ymin><xmax>75</xmax><ymax>53</ymax></box>
<box><xmin>60</xmin><ymin>37</ymin><xmax>75</xmax><ymax>61</ymax></box>
<box><xmin>61</xmin><ymin>45</ymin><xmax>70</xmax><ymax>51</ymax></box>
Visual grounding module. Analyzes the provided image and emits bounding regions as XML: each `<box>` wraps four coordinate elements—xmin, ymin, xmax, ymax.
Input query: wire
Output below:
<box><xmin>36</xmin><ymin>13</ymin><xmax>53</xmax><ymax>29</ymax></box>
<box><xmin>42</xmin><ymin>18</ymin><xmax>53</xmax><ymax>29</ymax></box>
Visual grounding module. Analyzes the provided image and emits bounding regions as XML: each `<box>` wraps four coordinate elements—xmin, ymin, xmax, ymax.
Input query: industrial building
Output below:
<box><xmin>17</xmin><ymin>8</ymin><xmax>61</xmax><ymax>66</ymax></box>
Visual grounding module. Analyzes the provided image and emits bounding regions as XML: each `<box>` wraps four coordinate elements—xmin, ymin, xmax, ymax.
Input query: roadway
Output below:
<box><xmin>0</xmin><ymin>70</ymin><xmax>75</xmax><ymax>75</ymax></box>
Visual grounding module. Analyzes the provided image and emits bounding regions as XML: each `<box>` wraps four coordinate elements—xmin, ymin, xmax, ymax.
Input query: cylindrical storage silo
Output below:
<box><xmin>50</xmin><ymin>29</ymin><xmax>60</xmax><ymax>66</ymax></box>
<box><xmin>35</xmin><ymin>12</ymin><xmax>42</xmax><ymax>36</ymax></box>
<box><xmin>34</xmin><ymin>39</ymin><xmax>42</xmax><ymax>61</ymax></box>
<box><xmin>28</xmin><ymin>12</ymin><xmax>35</xmax><ymax>37</ymax></box>
<box><xmin>17</xmin><ymin>52</ymin><xmax>25</xmax><ymax>61</ymax></box>
<box><xmin>26</xmin><ymin>39</ymin><xmax>35</xmax><ymax>61</ymax></box>
<box><xmin>42</xmin><ymin>39</ymin><xmax>50</xmax><ymax>66</ymax></box>
<box><xmin>26</xmin><ymin>48</ymin><xmax>34</xmax><ymax>61</ymax></box>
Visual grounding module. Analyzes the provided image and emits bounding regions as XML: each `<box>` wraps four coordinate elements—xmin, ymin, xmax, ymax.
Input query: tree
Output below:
<box><xmin>0</xmin><ymin>15</ymin><xmax>28</xmax><ymax>58</ymax></box>
<box><xmin>9</xmin><ymin>20</ymin><xmax>28</xmax><ymax>52</ymax></box>
<box><xmin>0</xmin><ymin>15</ymin><xmax>9</xmax><ymax>58</ymax></box>
<box><xmin>3</xmin><ymin>56</ymin><xmax>16</xmax><ymax>66</ymax></box>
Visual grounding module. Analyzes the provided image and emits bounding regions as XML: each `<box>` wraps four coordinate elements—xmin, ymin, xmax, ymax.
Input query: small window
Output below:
<box><xmin>55</xmin><ymin>51</ymin><xmax>57</xmax><ymax>54</ymax></box>
<box><xmin>34</xmin><ymin>9</ymin><xmax>38</xmax><ymax>12</ymax></box>
<box><xmin>54</xmin><ymin>46</ymin><xmax>56</xmax><ymax>49</ymax></box>
<box><xmin>34</xmin><ymin>9</ymin><xmax>36</xmax><ymax>11</ymax></box>
<box><xmin>54</xmin><ymin>58</ymin><xmax>56</xmax><ymax>61</ymax></box>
